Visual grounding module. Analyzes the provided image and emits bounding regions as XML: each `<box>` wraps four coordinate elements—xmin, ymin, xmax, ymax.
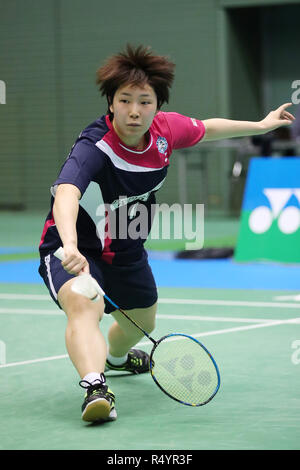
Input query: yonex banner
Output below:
<box><xmin>235</xmin><ymin>157</ymin><xmax>300</xmax><ymax>263</ymax></box>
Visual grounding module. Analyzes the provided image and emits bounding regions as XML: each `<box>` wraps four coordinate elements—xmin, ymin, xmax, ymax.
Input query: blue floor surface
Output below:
<box><xmin>0</xmin><ymin>256</ymin><xmax>299</xmax><ymax>290</ymax></box>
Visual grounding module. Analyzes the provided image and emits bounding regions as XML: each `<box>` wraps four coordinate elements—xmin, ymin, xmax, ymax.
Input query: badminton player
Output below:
<box><xmin>38</xmin><ymin>44</ymin><xmax>295</xmax><ymax>423</ymax></box>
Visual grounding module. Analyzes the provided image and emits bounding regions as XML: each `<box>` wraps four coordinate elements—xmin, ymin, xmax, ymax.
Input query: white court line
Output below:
<box><xmin>273</xmin><ymin>294</ymin><xmax>300</xmax><ymax>301</ymax></box>
<box><xmin>158</xmin><ymin>298</ymin><xmax>300</xmax><ymax>309</ymax></box>
<box><xmin>0</xmin><ymin>354</ymin><xmax>68</xmax><ymax>368</ymax></box>
<box><xmin>0</xmin><ymin>308</ymin><xmax>287</xmax><ymax>324</ymax></box>
<box><xmin>0</xmin><ymin>293</ymin><xmax>300</xmax><ymax>308</ymax></box>
<box><xmin>0</xmin><ymin>294</ymin><xmax>51</xmax><ymax>301</ymax></box>
<box><xmin>158</xmin><ymin>314</ymin><xmax>276</xmax><ymax>324</ymax></box>
<box><xmin>1</xmin><ymin>316</ymin><xmax>299</xmax><ymax>369</ymax></box>
<box><xmin>0</xmin><ymin>308</ymin><xmax>63</xmax><ymax>315</ymax></box>
<box><xmin>138</xmin><ymin>317</ymin><xmax>300</xmax><ymax>346</ymax></box>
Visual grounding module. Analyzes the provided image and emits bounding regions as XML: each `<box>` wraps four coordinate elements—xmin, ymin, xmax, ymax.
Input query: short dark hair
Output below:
<box><xmin>96</xmin><ymin>44</ymin><xmax>175</xmax><ymax>116</ymax></box>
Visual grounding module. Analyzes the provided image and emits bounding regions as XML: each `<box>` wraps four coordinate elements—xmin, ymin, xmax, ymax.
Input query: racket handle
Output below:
<box><xmin>53</xmin><ymin>247</ymin><xmax>65</xmax><ymax>261</ymax></box>
<box><xmin>53</xmin><ymin>247</ymin><xmax>156</xmax><ymax>344</ymax></box>
<box><xmin>53</xmin><ymin>247</ymin><xmax>105</xmax><ymax>300</ymax></box>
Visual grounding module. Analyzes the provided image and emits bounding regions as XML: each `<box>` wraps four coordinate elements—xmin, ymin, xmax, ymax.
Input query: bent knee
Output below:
<box><xmin>58</xmin><ymin>278</ymin><xmax>104</xmax><ymax>320</ymax></box>
<box><xmin>144</xmin><ymin>310</ymin><xmax>156</xmax><ymax>333</ymax></box>
<box><xmin>126</xmin><ymin>303</ymin><xmax>157</xmax><ymax>334</ymax></box>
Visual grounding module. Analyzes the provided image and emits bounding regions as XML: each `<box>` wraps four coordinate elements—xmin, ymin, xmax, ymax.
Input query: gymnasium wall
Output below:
<box><xmin>0</xmin><ymin>0</ymin><xmax>299</xmax><ymax>212</ymax></box>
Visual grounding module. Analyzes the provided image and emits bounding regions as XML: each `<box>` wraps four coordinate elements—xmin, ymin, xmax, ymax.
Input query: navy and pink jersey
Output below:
<box><xmin>39</xmin><ymin>111</ymin><xmax>205</xmax><ymax>265</ymax></box>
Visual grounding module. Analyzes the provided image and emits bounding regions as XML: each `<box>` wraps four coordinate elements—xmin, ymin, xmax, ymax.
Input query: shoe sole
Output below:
<box><xmin>105</xmin><ymin>364</ymin><xmax>149</xmax><ymax>374</ymax></box>
<box><xmin>82</xmin><ymin>398</ymin><xmax>117</xmax><ymax>423</ymax></box>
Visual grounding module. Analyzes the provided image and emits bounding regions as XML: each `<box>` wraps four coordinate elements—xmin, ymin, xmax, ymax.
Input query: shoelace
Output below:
<box><xmin>79</xmin><ymin>373</ymin><xmax>106</xmax><ymax>394</ymax></box>
<box><xmin>79</xmin><ymin>375</ymin><xmax>115</xmax><ymax>404</ymax></box>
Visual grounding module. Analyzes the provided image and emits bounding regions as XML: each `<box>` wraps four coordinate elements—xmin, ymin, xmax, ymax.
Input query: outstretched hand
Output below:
<box><xmin>261</xmin><ymin>103</ymin><xmax>295</xmax><ymax>133</ymax></box>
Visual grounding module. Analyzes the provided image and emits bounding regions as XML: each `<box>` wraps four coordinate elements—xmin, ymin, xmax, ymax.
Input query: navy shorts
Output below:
<box><xmin>38</xmin><ymin>250</ymin><xmax>158</xmax><ymax>314</ymax></box>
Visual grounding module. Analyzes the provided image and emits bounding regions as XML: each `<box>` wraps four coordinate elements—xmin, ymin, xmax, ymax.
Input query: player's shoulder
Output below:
<box><xmin>151</xmin><ymin>111</ymin><xmax>175</xmax><ymax>132</ymax></box>
<box><xmin>154</xmin><ymin>111</ymin><xmax>183</xmax><ymax>120</ymax></box>
<box><xmin>154</xmin><ymin>111</ymin><xmax>203</xmax><ymax>133</ymax></box>
<box><xmin>152</xmin><ymin>111</ymin><xmax>186</xmax><ymax>129</ymax></box>
<box><xmin>67</xmin><ymin>115</ymin><xmax>110</xmax><ymax>161</ymax></box>
<box><xmin>77</xmin><ymin>114</ymin><xmax>110</xmax><ymax>145</ymax></box>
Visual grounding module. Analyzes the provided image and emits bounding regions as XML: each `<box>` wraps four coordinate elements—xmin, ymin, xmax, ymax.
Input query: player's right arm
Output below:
<box><xmin>53</xmin><ymin>183</ymin><xmax>89</xmax><ymax>275</ymax></box>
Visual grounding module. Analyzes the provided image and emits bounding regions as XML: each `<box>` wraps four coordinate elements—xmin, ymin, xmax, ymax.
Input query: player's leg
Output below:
<box><xmin>99</xmin><ymin>251</ymin><xmax>158</xmax><ymax>374</ymax></box>
<box><xmin>108</xmin><ymin>302</ymin><xmax>157</xmax><ymax>356</ymax></box>
<box><xmin>106</xmin><ymin>302</ymin><xmax>157</xmax><ymax>373</ymax></box>
<box><xmin>57</xmin><ymin>278</ymin><xmax>107</xmax><ymax>377</ymax></box>
<box><xmin>58</xmin><ymin>280</ymin><xmax>116</xmax><ymax>422</ymax></box>
<box><xmin>39</xmin><ymin>252</ymin><xmax>116</xmax><ymax>422</ymax></box>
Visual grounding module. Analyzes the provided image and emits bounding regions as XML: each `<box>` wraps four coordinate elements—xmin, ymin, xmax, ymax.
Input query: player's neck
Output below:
<box><xmin>112</xmin><ymin>121</ymin><xmax>146</xmax><ymax>150</ymax></box>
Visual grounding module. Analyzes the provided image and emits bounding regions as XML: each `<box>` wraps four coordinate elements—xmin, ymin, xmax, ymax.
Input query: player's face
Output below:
<box><xmin>110</xmin><ymin>83</ymin><xmax>158</xmax><ymax>149</ymax></box>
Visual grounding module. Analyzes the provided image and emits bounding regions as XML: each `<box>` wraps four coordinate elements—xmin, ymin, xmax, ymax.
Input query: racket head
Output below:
<box><xmin>149</xmin><ymin>333</ymin><xmax>220</xmax><ymax>407</ymax></box>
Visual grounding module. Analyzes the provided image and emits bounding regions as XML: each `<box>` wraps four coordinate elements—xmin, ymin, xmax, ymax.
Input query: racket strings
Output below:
<box><xmin>151</xmin><ymin>335</ymin><xmax>219</xmax><ymax>406</ymax></box>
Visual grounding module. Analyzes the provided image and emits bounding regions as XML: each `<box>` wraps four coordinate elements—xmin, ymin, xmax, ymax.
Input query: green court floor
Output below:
<box><xmin>1</xmin><ymin>283</ymin><xmax>299</xmax><ymax>450</ymax></box>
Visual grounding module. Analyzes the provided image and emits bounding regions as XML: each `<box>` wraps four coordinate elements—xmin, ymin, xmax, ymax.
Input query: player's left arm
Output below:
<box><xmin>201</xmin><ymin>103</ymin><xmax>295</xmax><ymax>142</ymax></box>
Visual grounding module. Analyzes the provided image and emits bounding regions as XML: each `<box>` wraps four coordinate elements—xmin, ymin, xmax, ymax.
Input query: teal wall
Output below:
<box><xmin>0</xmin><ymin>0</ymin><xmax>299</xmax><ymax>213</ymax></box>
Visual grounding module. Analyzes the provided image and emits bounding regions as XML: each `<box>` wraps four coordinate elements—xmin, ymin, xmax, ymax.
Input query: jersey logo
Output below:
<box><xmin>156</xmin><ymin>136</ymin><xmax>168</xmax><ymax>154</ymax></box>
<box><xmin>110</xmin><ymin>177</ymin><xmax>166</xmax><ymax>211</ymax></box>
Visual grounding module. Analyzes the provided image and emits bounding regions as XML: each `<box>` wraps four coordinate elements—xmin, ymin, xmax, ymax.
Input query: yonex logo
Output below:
<box><xmin>161</xmin><ymin>355</ymin><xmax>212</xmax><ymax>393</ymax></box>
<box><xmin>110</xmin><ymin>178</ymin><xmax>166</xmax><ymax>210</ymax></box>
<box><xmin>249</xmin><ymin>188</ymin><xmax>300</xmax><ymax>234</ymax></box>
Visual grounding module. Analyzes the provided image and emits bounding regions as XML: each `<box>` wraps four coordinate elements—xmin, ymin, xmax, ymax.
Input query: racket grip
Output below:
<box><xmin>53</xmin><ymin>247</ymin><xmax>65</xmax><ymax>261</ymax></box>
<box><xmin>53</xmin><ymin>247</ymin><xmax>105</xmax><ymax>300</ymax></box>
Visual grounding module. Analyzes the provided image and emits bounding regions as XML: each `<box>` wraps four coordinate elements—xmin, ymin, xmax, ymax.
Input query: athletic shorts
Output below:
<box><xmin>38</xmin><ymin>249</ymin><xmax>158</xmax><ymax>314</ymax></box>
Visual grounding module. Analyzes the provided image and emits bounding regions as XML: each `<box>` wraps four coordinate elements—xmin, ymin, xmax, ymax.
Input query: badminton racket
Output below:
<box><xmin>54</xmin><ymin>247</ymin><xmax>220</xmax><ymax>406</ymax></box>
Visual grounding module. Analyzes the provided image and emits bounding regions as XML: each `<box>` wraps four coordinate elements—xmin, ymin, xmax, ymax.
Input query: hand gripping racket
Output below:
<box><xmin>54</xmin><ymin>247</ymin><xmax>221</xmax><ymax>407</ymax></box>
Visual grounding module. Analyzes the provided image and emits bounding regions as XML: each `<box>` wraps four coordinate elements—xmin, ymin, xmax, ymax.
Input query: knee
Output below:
<box><xmin>58</xmin><ymin>279</ymin><xmax>104</xmax><ymax>315</ymax></box>
<box><xmin>139</xmin><ymin>304</ymin><xmax>157</xmax><ymax>334</ymax></box>
<box><xmin>62</xmin><ymin>294</ymin><xmax>105</xmax><ymax>325</ymax></box>
<box><xmin>145</xmin><ymin>315</ymin><xmax>156</xmax><ymax>334</ymax></box>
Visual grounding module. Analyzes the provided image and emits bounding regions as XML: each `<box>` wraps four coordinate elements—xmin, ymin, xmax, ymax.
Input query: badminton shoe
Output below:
<box><xmin>105</xmin><ymin>349</ymin><xmax>151</xmax><ymax>374</ymax></box>
<box><xmin>79</xmin><ymin>376</ymin><xmax>117</xmax><ymax>423</ymax></box>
